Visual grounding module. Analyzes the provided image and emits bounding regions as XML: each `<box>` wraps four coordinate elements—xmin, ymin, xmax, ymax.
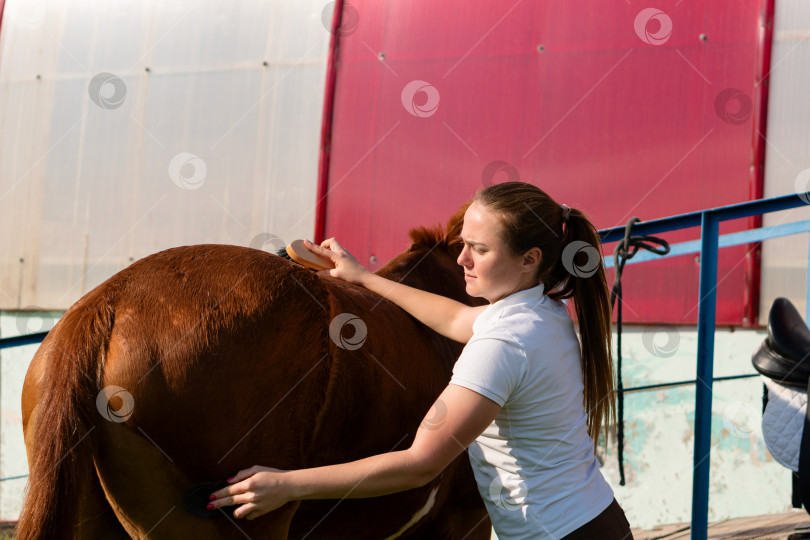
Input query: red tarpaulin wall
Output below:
<box><xmin>318</xmin><ymin>0</ymin><xmax>768</xmax><ymax>325</ymax></box>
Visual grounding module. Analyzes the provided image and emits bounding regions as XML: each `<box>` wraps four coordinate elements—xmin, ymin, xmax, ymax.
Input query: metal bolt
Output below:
<box><xmin>694</xmin><ymin>255</ymin><xmax>700</xmax><ymax>264</ymax></box>
<box><xmin>699</xmin><ymin>33</ymin><xmax>707</xmax><ymax>41</ymax></box>
<box><xmin>537</xmin><ymin>45</ymin><xmax>544</xmax><ymax>52</ymax></box>
<box><xmin>145</xmin><ymin>66</ymin><xmax>151</xmax><ymax>72</ymax></box>
<box><xmin>378</xmin><ymin>52</ymin><xmax>385</xmax><ymax>61</ymax></box>
<box><xmin>370</xmin><ymin>255</ymin><xmax>377</xmax><ymax>264</ymax></box>
<box><xmin>262</xmin><ymin>61</ymin><xmax>268</xmax><ymax>67</ymax></box>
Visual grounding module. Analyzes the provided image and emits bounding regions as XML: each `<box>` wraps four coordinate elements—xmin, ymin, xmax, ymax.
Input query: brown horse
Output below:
<box><xmin>17</xmin><ymin>206</ymin><xmax>492</xmax><ymax>539</ymax></box>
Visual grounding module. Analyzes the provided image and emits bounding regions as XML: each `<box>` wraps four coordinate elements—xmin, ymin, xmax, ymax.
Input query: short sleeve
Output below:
<box><xmin>450</xmin><ymin>337</ymin><xmax>527</xmax><ymax>407</ymax></box>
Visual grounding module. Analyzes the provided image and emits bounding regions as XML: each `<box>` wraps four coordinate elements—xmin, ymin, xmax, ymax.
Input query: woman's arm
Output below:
<box><xmin>303</xmin><ymin>238</ymin><xmax>485</xmax><ymax>343</ymax></box>
<box><xmin>360</xmin><ymin>272</ymin><xmax>485</xmax><ymax>344</ymax></box>
<box><xmin>208</xmin><ymin>384</ymin><xmax>501</xmax><ymax>520</ymax></box>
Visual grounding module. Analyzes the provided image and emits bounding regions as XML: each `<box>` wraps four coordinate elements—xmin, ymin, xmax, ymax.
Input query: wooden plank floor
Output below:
<box><xmin>632</xmin><ymin>510</ymin><xmax>810</xmax><ymax>539</ymax></box>
<box><xmin>3</xmin><ymin>513</ymin><xmax>810</xmax><ymax>539</ymax></box>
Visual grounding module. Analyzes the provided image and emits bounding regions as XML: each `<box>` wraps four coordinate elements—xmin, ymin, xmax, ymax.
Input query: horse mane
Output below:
<box><xmin>406</xmin><ymin>202</ymin><xmax>468</xmax><ymax>253</ymax></box>
<box><xmin>408</xmin><ymin>225</ymin><xmax>447</xmax><ymax>249</ymax></box>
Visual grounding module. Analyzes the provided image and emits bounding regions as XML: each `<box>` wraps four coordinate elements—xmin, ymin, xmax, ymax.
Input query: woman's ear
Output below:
<box><xmin>522</xmin><ymin>247</ymin><xmax>542</xmax><ymax>272</ymax></box>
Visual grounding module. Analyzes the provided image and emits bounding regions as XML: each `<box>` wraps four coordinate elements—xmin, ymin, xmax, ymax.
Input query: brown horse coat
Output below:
<box><xmin>18</xmin><ymin>207</ymin><xmax>491</xmax><ymax>539</ymax></box>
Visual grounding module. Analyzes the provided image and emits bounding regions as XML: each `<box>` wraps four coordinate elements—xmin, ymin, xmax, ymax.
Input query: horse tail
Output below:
<box><xmin>17</xmin><ymin>296</ymin><xmax>115</xmax><ymax>540</ymax></box>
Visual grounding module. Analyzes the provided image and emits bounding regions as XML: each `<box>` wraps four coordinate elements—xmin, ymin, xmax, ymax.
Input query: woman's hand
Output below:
<box><xmin>208</xmin><ymin>466</ymin><xmax>293</xmax><ymax>520</ymax></box>
<box><xmin>302</xmin><ymin>238</ymin><xmax>371</xmax><ymax>285</ymax></box>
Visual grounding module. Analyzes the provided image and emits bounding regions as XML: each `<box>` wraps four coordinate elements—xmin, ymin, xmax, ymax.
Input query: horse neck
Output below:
<box><xmin>376</xmin><ymin>258</ymin><xmax>471</xmax><ymax>306</ymax></box>
<box><xmin>375</xmin><ymin>257</ymin><xmax>477</xmax><ymax>371</ymax></box>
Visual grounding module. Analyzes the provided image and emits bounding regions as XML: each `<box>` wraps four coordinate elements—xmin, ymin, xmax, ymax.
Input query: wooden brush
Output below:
<box><xmin>285</xmin><ymin>239</ymin><xmax>335</xmax><ymax>271</ymax></box>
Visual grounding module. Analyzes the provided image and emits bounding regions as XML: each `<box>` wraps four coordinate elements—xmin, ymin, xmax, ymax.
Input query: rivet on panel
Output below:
<box><xmin>378</xmin><ymin>52</ymin><xmax>385</xmax><ymax>61</ymax></box>
<box><xmin>699</xmin><ymin>33</ymin><xmax>707</xmax><ymax>41</ymax></box>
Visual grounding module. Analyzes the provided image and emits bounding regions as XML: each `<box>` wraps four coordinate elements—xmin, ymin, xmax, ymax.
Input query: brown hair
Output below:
<box><xmin>473</xmin><ymin>182</ymin><xmax>615</xmax><ymax>447</ymax></box>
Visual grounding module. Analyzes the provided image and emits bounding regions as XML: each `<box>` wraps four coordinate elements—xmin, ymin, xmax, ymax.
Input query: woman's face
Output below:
<box><xmin>457</xmin><ymin>202</ymin><xmax>541</xmax><ymax>303</ymax></box>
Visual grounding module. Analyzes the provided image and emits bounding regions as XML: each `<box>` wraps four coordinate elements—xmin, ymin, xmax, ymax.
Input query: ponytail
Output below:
<box><xmin>551</xmin><ymin>208</ymin><xmax>615</xmax><ymax>446</ymax></box>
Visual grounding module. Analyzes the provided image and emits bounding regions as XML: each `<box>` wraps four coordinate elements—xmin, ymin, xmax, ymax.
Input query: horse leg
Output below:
<box><xmin>76</xmin><ymin>470</ymin><xmax>131</xmax><ymax>540</ymax></box>
<box><xmin>22</xmin><ymin>351</ymin><xmax>129</xmax><ymax>539</ymax></box>
<box><xmin>24</xmin><ymin>410</ymin><xmax>128</xmax><ymax>539</ymax></box>
<box><xmin>93</xmin><ymin>421</ymin><xmax>300</xmax><ymax>539</ymax></box>
<box><xmin>23</xmin><ymin>410</ymin><xmax>128</xmax><ymax>539</ymax></box>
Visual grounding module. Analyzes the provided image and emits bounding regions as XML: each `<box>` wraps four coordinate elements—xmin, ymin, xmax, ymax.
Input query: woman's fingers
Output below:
<box><xmin>302</xmin><ymin>237</ymin><xmax>368</xmax><ymax>284</ymax></box>
<box><xmin>206</xmin><ymin>467</ymin><xmax>291</xmax><ymax>520</ymax></box>
<box><xmin>210</xmin><ymin>490</ymin><xmax>253</xmax><ymax>508</ymax></box>
<box><xmin>227</xmin><ymin>466</ymin><xmax>257</xmax><ymax>483</ymax></box>
<box><xmin>303</xmin><ymin>238</ymin><xmax>337</xmax><ymax>260</ymax></box>
<box><xmin>234</xmin><ymin>503</ymin><xmax>258</xmax><ymax>520</ymax></box>
<box><xmin>210</xmin><ymin>473</ymin><xmax>256</xmax><ymax>504</ymax></box>
<box><xmin>210</xmin><ymin>483</ymin><xmax>243</xmax><ymax>504</ymax></box>
<box><xmin>301</xmin><ymin>238</ymin><xmax>321</xmax><ymax>252</ymax></box>
<box><xmin>304</xmin><ymin>238</ymin><xmax>352</xmax><ymax>264</ymax></box>
<box><xmin>320</xmin><ymin>237</ymin><xmax>341</xmax><ymax>251</ymax></box>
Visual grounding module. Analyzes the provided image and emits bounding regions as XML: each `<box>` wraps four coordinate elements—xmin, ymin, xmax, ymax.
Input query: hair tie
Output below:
<box><xmin>560</xmin><ymin>204</ymin><xmax>571</xmax><ymax>222</ymax></box>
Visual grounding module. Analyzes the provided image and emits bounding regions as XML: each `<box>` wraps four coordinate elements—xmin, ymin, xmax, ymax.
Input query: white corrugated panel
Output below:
<box><xmin>0</xmin><ymin>0</ymin><xmax>331</xmax><ymax>310</ymax></box>
<box><xmin>760</xmin><ymin>0</ymin><xmax>810</xmax><ymax>323</ymax></box>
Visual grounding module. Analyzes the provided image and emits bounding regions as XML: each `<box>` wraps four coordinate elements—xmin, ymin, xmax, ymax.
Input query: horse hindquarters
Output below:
<box><xmin>84</xmin><ymin>251</ymin><xmax>329</xmax><ymax>538</ymax></box>
<box><xmin>19</xmin><ymin>282</ymin><xmax>304</xmax><ymax>539</ymax></box>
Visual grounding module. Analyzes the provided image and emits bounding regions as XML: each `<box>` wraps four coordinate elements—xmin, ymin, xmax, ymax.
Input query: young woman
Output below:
<box><xmin>209</xmin><ymin>182</ymin><xmax>633</xmax><ymax>539</ymax></box>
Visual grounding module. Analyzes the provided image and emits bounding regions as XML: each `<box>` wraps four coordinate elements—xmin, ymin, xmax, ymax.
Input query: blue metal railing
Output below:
<box><xmin>0</xmin><ymin>331</ymin><xmax>49</xmax><ymax>350</ymax></box>
<box><xmin>599</xmin><ymin>192</ymin><xmax>810</xmax><ymax>540</ymax></box>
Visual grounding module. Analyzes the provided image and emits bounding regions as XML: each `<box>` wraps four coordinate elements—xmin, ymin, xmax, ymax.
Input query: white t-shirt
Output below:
<box><xmin>449</xmin><ymin>283</ymin><xmax>614</xmax><ymax>540</ymax></box>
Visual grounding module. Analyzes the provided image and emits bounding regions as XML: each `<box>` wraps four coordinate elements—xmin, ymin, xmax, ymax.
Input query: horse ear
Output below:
<box><xmin>445</xmin><ymin>201</ymin><xmax>470</xmax><ymax>246</ymax></box>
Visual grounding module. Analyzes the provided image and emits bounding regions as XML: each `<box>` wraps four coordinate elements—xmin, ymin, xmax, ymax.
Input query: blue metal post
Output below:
<box><xmin>691</xmin><ymin>211</ymin><xmax>719</xmax><ymax>539</ymax></box>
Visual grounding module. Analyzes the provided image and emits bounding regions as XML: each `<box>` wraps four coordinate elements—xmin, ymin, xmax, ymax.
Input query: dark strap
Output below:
<box><xmin>799</xmin><ymin>377</ymin><xmax>810</xmax><ymax>515</ymax></box>
<box><xmin>609</xmin><ymin>218</ymin><xmax>669</xmax><ymax>486</ymax></box>
<box><xmin>616</xmin><ymin>285</ymin><xmax>625</xmax><ymax>486</ymax></box>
